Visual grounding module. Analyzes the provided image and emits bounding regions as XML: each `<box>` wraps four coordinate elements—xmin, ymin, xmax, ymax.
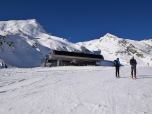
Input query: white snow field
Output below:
<box><xmin>0</xmin><ymin>66</ymin><xmax>152</xmax><ymax>114</ymax></box>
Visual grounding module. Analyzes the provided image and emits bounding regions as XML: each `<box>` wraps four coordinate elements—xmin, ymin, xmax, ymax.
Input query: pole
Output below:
<box><xmin>120</xmin><ymin>67</ymin><xmax>125</xmax><ymax>77</ymax></box>
<box><xmin>136</xmin><ymin>69</ymin><xmax>140</xmax><ymax>76</ymax></box>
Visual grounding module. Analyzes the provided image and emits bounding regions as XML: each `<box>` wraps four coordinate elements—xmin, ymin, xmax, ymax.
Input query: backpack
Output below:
<box><xmin>130</xmin><ymin>59</ymin><xmax>135</xmax><ymax>65</ymax></box>
<box><xmin>114</xmin><ymin>60</ymin><xmax>118</xmax><ymax>66</ymax></box>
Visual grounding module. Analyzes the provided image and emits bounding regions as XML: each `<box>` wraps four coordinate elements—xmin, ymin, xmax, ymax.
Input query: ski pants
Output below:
<box><xmin>131</xmin><ymin>66</ymin><xmax>136</xmax><ymax>76</ymax></box>
<box><xmin>115</xmin><ymin>66</ymin><xmax>119</xmax><ymax>77</ymax></box>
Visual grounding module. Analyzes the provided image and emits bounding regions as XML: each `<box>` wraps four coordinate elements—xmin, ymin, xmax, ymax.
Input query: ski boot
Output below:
<box><xmin>134</xmin><ymin>75</ymin><xmax>136</xmax><ymax>79</ymax></box>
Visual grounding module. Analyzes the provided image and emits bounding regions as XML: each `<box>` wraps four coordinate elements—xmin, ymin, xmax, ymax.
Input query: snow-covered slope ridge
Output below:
<box><xmin>77</xmin><ymin>33</ymin><xmax>152</xmax><ymax>66</ymax></box>
<box><xmin>0</xmin><ymin>19</ymin><xmax>90</xmax><ymax>68</ymax></box>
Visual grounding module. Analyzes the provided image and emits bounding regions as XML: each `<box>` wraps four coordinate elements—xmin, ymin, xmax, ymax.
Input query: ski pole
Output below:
<box><xmin>120</xmin><ymin>67</ymin><xmax>125</xmax><ymax>77</ymax></box>
<box><xmin>136</xmin><ymin>69</ymin><xmax>140</xmax><ymax>76</ymax></box>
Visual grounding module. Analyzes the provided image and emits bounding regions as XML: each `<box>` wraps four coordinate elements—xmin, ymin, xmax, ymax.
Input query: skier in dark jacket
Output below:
<box><xmin>130</xmin><ymin>56</ymin><xmax>137</xmax><ymax>79</ymax></box>
<box><xmin>114</xmin><ymin>58</ymin><xmax>120</xmax><ymax>78</ymax></box>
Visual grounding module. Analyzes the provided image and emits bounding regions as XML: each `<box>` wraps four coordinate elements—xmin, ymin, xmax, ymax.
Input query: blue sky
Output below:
<box><xmin>0</xmin><ymin>0</ymin><xmax>152</xmax><ymax>43</ymax></box>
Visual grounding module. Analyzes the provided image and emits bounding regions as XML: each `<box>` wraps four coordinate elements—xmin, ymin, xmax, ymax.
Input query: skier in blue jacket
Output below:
<box><xmin>114</xmin><ymin>58</ymin><xmax>120</xmax><ymax>78</ymax></box>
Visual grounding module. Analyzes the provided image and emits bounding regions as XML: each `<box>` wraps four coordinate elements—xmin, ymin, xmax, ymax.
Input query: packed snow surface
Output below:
<box><xmin>0</xmin><ymin>66</ymin><xmax>152</xmax><ymax>114</ymax></box>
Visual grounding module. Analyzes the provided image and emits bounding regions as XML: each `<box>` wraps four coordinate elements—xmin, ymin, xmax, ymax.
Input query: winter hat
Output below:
<box><xmin>132</xmin><ymin>56</ymin><xmax>134</xmax><ymax>59</ymax></box>
<box><xmin>117</xmin><ymin>58</ymin><xmax>119</xmax><ymax>60</ymax></box>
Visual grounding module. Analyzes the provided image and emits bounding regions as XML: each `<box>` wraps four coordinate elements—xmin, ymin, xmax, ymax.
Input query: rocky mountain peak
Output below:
<box><xmin>78</xmin><ymin>33</ymin><xmax>152</xmax><ymax>66</ymax></box>
<box><xmin>103</xmin><ymin>33</ymin><xmax>118</xmax><ymax>39</ymax></box>
<box><xmin>0</xmin><ymin>19</ymin><xmax>93</xmax><ymax>67</ymax></box>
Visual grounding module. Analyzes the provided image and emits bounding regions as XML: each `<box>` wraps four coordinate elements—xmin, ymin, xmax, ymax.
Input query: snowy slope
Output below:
<box><xmin>0</xmin><ymin>66</ymin><xmax>152</xmax><ymax>114</ymax></box>
<box><xmin>0</xmin><ymin>19</ymin><xmax>90</xmax><ymax>68</ymax></box>
<box><xmin>77</xmin><ymin>33</ymin><xmax>152</xmax><ymax>66</ymax></box>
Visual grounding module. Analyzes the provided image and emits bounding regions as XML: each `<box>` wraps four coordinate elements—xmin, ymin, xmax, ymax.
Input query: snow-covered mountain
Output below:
<box><xmin>0</xmin><ymin>19</ymin><xmax>151</xmax><ymax>67</ymax></box>
<box><xmin>77</xmin><ymin>33</ymin><xmax>152</xmax><ymax>66</ymax></box>
<box><xmin>0</xmin><ymin>19</ymin><xmax>90</xmax><ymax>68</ymax></box>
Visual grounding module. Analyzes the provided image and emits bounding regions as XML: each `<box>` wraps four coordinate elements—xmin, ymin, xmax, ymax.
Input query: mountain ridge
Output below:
<box><xmin>77</xmin><ymin>33</ymin><xmax>152</xmax><ymax>66</ymax></box>
<box><xmin>0</xmin><ymin>19</ymin><xmax>90</xmax><ymax>68</ymax></box>
<box><xmin>0</xmin><ymin>19</ymin><xmax>152</xmax><ymax>67</ymax></box>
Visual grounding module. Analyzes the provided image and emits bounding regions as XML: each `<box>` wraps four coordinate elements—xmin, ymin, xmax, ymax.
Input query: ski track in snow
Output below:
<box><xmin>0</xmin><ymin>66</ymin><xmax>152</xmax><ymax>114</ymax></box>
<box><xmin>0</xmin><ymin>77</ymin><xmax>45</xmax><ymax>93</ymax></box>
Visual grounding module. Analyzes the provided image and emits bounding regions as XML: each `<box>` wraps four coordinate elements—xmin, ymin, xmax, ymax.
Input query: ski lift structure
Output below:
<box><xmin>40</xmin><ymin>50</ymin><xmax>104</xmax><ymax>67</ymax></box>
